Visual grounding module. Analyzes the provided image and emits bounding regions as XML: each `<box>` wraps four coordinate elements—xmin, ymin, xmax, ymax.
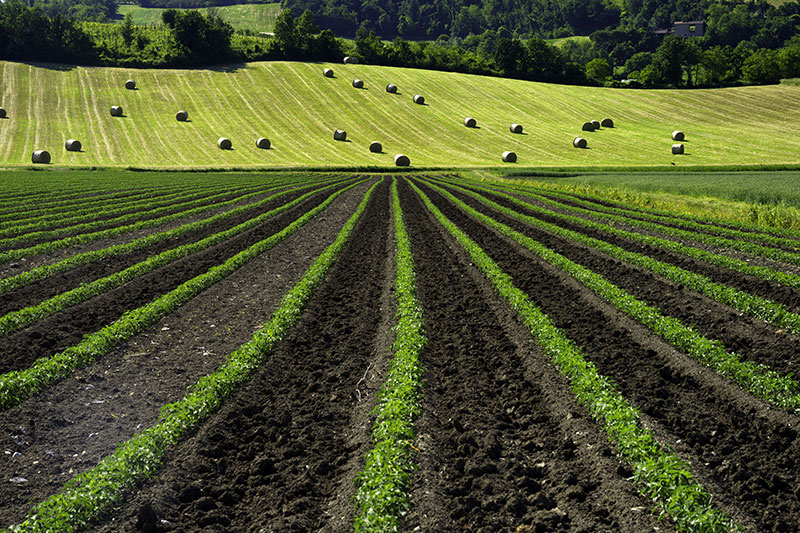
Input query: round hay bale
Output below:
<box><xmin>413</xmin><ymin>94</ymin><xmax>425</xmax><ymax>105</ymax></box>
<box><xmin>581</xmin><ymin>122</ymin><xmax>595</xmax><ymax>132</ymax></box>
<box><xmin>343</xmin><ymin>56</ymin><xmax>358</xmax><ymax>64</ymax></box>
<box><xmin>510</xmin><ymin>123</ymin><xmax>523</xmax><ymax>134</ymax></box>
<box><xmin>333</xmin><ymin>129</ymin><xmax>347</xmax><ymax>141</ymax></box>
<box><xmin>573</xmin><ymin>137</ymin><xmax>587</xmax><ymax>149</ymax></box>
<box><xmin>217</xmin><ymin>137</ymin><xmax>232</xmax><ymax>150</ymax></box>
<box><xmin>591</xmin><ymin>120</ymin><xmax>601</xmax><ymax>129</ymax></box>
<box><xmin>394</xmin><ymin>154</ymin><xmax>410</xmax><ymax>166</ymax></box>
<box><xmin>125</xmin><ymin>79</ymin><xmax>136</xmax><ymax>90</ymax></box>
<box><xmin>65</xmin><ymin>139</ymin><xmax>82</xmax><ymax>152</ymax></box>
<box><xmin>256</xmin><ymin>137</ymin><xmax>271</xmax><ymax>149</ymax></box>
<box><xmin>323</xmin><ymin>68</ymin><xmax>334</xmax><ymax>78</ymax></box>
<box><xmin>31</xmin><ymin>150</ymin><xmax>50</xmax><ymax>164</ymax></box>
<box><xmin>110</xmin><ymin>106</ymin><xmax>123</xmax><ymax>117</ymax></box>
<box><xmin>352</xmin><ymin>78</ymin><xmax>364</xmax><ymax>89</ymax></box>
<box><xmin>0</xmin><ymin>107</ymin><xmax>6</xmax><ymax>118</ymax></box>
<box><xmin>672</xmin><ymin>130</ymin><xmax>685</xmax><ymax>141</ymax></box>
<box><xmin>386</xmin><ymin>83</ymin><xmax>398</xmax><ymax>93</ymax></box>
<box><xmin>502</xmin><ymin>151</ymin><xmax>517</xmax><ymax>163</ymax></box>
<box><xmin>176</xmin><ymin>110</ymin><xmax>189</xmax><ymax>122</ymax></box>
<box><xmin>464</xmin><ymin>116</ymin><xmax>477</xmax><ymax>128</ymax></box>
<box><xmin>369</xmin><ymin>141</ymin><xmax>382</xmax><ymax>153</ymax></box>
<box><xmin>672</xmin><ymin>143</ymin><xmax>684</xmax><ymax>155</ymax></box>
<box><xmin>601</xmin><ymin>117</ymin><xmax>614</xmax><ymax>128</ymax></box>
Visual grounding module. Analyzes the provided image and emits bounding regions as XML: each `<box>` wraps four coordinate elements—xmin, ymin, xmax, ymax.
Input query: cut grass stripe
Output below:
<box><xmin>439</xmin><ymin>179</ymin><xmax>800</xmax><ymax>336</ymax></box>
<box><xmin>0</xmin><ymin>178</ymin><xmax>369</xmax><ymax>411</ymax></box>
<box><xmin>353</xmin><ymin>178</ymin><xmax>426</xmax><ymax>532</ymax></box>
<box><xmin>424</xmin><ymin>178</ymin><xmax>800</xmax><ymax>411</ymax></box>
<box><xmin>0</xmin><ymin>179</ymin><xmax>351</xmax><ymax>337</ymax></box>
<box><xmin>408</xmin><ymin>179</ymin><xmax>736</xmax><ymax>532</ymax></box>
<box><xmin>0</xmin><ymin>176</ymin><xmax>345</xmax><ymax>295</ymax></box>
<box><xmin>4</xmin><ymin>179</ymin><xmax>381</xmax><ymax>533</ymax></box>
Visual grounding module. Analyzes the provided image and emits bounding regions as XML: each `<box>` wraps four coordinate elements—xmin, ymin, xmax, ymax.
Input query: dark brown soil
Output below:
<box><xmin>0</xmin><ymin>179</ymin><xmax>377</xmax><ymax>527</ymax></box>
<box><xmin>418</xmin><ymin>179</ymin><xmax>800</xmax><ymax>531</ymax></box>
<box><xmin>399</xmin><ymin>180</ymin><xmax>664</xmax><ymax>532</ymax></box>
<box><xmin>0</xmin><ymin>183</ymin><xmax>351</xmax><ymax>374</ymax></box>
<box><xmin>88</xmin><ymin>177</ymin><xmax>392</xmax><ymax>532</ymax></box>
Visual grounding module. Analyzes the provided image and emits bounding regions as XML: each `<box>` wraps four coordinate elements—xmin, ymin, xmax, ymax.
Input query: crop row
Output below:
<box><xmin>407</xmin><ymin>178</ymin><xmax>734</xmax><ymax>531</ymax></box>
<box><xmin>516</xmin><ymin>179</ymin><xmax>800</xmax><ymax>240</ymax></box>
<box><xmin>0</xmin><ymin>183</ymin><xmax>241</xmax><ymax>239</ymax></box>
<box><xmin>0</xmin><ymin>178</ymin><xmax>367</xmax><ymax>410</ymax></box>
<box><xmin>0</xmin><ymin>176</ymin><xmax>320</xmax><ymax>264</ymax></box>
<box><xmin>0</xmin><ymin>183</ymin><xmax>275</xmax><ymax>250</ymax></box>
<box><xmin>526</xmin><ymin>186</ymin><xmax>800</xmax><ymax>248</ymax></box>
<box><xmin>443</xmin><ymin>177</ymin><xmax>800</xmax><ymax>291</ymax></box>
<box><xmin>0</xmin><ymin>175</ymin><xmax>345</xmax><ymax>294</ymax></box>
<box><xmin>353</xmin><ymin>179</ymin><xmax>427</xmax><ymax>532</ymax></box>
<box><xmin>0</xmin><ymin>179</ymin><xmax>354</xmax><ymax>337</ymax></box>
<box><xmin>421</xmin><ymin>178</ymin><xmax>800</xmax><ymax>410</ymax></box>
<box><xmin>437</xmin><ymin>177</ymin><xmax>800</xmax><ymax>335</ymax></box>
<box><xmin>6</xmin><ymin>180</ymin><xmax>381</xmax><ymax>533</ymax></box>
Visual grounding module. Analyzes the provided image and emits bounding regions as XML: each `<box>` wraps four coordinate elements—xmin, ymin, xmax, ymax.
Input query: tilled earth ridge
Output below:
<box><xmin>0</xmin><ymin>185</ymin><xmax>319</xmax><ymax>316</ymax></box>
<box><xmin>399</xmin><ymin>180</ymin><xmax>664</xmax><ymax>532</ymax></box>
<box><xmin>0</xmin><ymin>182</ymin><xmax>315</xmax><ymax>280</ymax></box>
<box><xmin>89</xmin><ymin>178</ymin><xmax>392</xmax><ymax>532</ymax></box>
<box><xmin>0</xmin><ymin>188</ymin><xmax>263</xmax><ymax>251</ymax></box>
<box><xmin>0</xmin><ymin>180</ymin><xmax>375</xmax><ymax>528</ymax></box>
<box><xmin>0</xmin><ymin>183</ymin><xmax>350</xmax><ymax>374</ymax></box>
<box><xmin>419</xmin><ymin>181</ymin><xmax>800</xmax><ymax>531</ymax></box>
<box><xmin>476</xmin><ymin>186</ymin><xmax>800</xmax><ymax>314</ymax></box>
<box><xmin>444</xmin><ymin>184</ymin><xmax>800</xmax><ymax>378</ymax></box>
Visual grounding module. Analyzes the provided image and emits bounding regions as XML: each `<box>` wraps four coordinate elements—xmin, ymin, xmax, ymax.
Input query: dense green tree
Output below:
<box><xmin>649</xmin><ymin>34</ymin><xmax>701</xmax><ymax>86</ymax></box>
<box><xmin>161</xmin><ymin>8</ymin><xmax>234</xmax><ymax>64</ymax></box>
<box><xmin>741</xmin><ymin>48</ymin><xmax>781</xmax><ymax>84</ymax></box>
<box><xmin>586</xmin><ymin>57</ymin><xmax>611</xmax><ymax>83</ymax></box>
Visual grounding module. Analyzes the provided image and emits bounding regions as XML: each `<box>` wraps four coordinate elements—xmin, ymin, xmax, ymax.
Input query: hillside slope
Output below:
<box><xmin>1</xmin><ymin>60</ymin><xmax>800</xmax><ymax>169</ymax></box>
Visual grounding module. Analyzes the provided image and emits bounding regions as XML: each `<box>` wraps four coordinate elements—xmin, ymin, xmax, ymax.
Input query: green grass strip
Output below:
<box><xmin>0</xmin><ymin>179</ymin><xmax>352</xmax><ymax>337</ymax></box>
<box><xmin>424</xmin><ymin>178</ymin><xmax>800</xmax><ymax>411</ymax></box>
<box><xmin>440</xmin><ymin>180</ymin><xmax>800</xmax><ymax>336</ymax></box>
<box><xmin>353</xmin><ymin>179</ymin><xmax>427</xmax><ymax>532</ymax></box>
<box><xmin>438</xmin><ymin>177</ymin><xmax>800</xmax><ymax>291</ymax></box>
<box><xmin>0</xmin><ymin>184</ymin><xmax>272</xmax><ymax>249</ymax></box>
<box><xmin>0</xmin><ymin>178</ymin><xmax>369</xmax><ymax>411</ymax></box>
<box><xmin>0</xmin><ymin>185</ymin><xmax>236</xmax><ymax>238</ymax></box>
<box><xmin>0</xmin><ymin>178</ymin><xmax>323</xmax><ymax>265</ymax></box>
<box><xmin>408</xmin><ymin>179</ymin><xmax>736</xmax><ymax>532</ymax></box>
<box><xmin>4</xmin><ymin>179</ymin><xmax>381</xmax><ymax>533</ymax></box>
<box><xmin>0</xmin><ymin>188</ymin><xmax>156</xmax><ymax>219</ymax></box>
<box><xmin>0</xmin><ymin>176</ymin><xmax>345</xmax><ymax>295</ymax></box>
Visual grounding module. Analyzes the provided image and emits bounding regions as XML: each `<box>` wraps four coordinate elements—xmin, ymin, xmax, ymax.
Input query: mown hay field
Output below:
<box><xmin>2</xmin><ymin>60</ymin><xmax>800</xmax><ymax>169</ymax></box>
<box><xmin>115</xmin><ymin>3</ymin><xmax>282</xmax><ymax>33</ymax></box>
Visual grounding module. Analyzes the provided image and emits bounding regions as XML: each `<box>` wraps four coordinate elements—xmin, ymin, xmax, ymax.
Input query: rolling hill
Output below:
<box><xmin>1</xmin><ymin>60</ymin><xmax>800</xmax><ymax>169</ymax></box>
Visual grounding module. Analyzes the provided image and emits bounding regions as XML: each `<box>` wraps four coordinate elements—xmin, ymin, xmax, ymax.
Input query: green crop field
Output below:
<box><xmin>115</xmin><ymin>3</ymin><xmax>282</xmax><ymax>33</ymax></box>
<box><xmin>2</xmin><ymin>59</ymin><xmax>800</xmax><ymax>169</ymax></box>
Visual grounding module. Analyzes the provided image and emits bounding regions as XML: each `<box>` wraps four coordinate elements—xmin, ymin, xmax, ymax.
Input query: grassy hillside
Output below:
<box><xmin>115</xmin><ymin>3</ymin><xmax>282</xmax><ymax>33</ymax></box>
<box><xmin>1</xmin><ymin>60</ymin><xmax>800</xmax><ymax>169</ymax></box>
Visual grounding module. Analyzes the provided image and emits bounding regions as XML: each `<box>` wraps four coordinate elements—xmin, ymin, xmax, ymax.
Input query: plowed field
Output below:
<box><xmin>1</xmin><ymin>172</ymin><xmax>799</xmax><ymax>532</ymax></box>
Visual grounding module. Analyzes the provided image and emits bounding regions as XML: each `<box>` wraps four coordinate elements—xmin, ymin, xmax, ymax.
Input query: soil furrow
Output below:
<box><xmin>477</xmin><ymin>187</ymin><xmax>800</xmax><ymax>314</ymax></box>
<box><xmin>419</xmin><ymin>181</ymin><xmax>800</xmax><ymax>531</ymax></box>
<box><xmin>0</xmin><ymin>185</ymin><xmax>344</xmax><ymax>374</ymax></box>
<box><xmin>86</xmin><ymin>178</ymin><xmax>392</xmax><ymax>532</ymax></box>
<box><xmin>442</xmin><ymin>184</ymin><xmax>800</xmax><ymax>378</ymax></box>
<box><xmin>400</xmin><ymin>180</ymin><xmax>663</xmax><ymax>532</ymax></box>
<box><xmin>0</xmin><ymin>180</ymin><xmax>377</xmax><ymax>528</ymax></box>
<box><xmin>0</xmin><ymin>187</ymin><xmax>312</xmax><ymax>316</ymax></box>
